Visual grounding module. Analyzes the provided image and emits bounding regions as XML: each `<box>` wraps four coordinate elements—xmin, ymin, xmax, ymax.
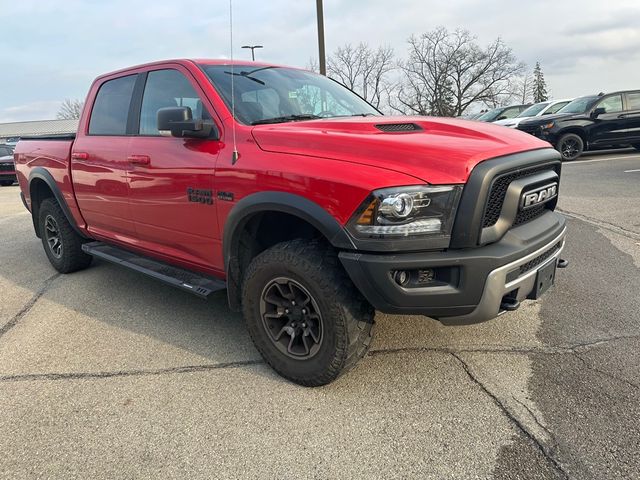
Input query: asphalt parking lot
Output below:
<box><xmin>1</xmin><ymin>151</ymin><xmax>639</xmax><ymax>479</ymax></box>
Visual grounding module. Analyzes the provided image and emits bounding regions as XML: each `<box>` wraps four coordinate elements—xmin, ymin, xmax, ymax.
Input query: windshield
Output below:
<box><xmin>517</xmin><ymin>103</ymin><xmax>549</xmax><ymax>118</ymax></box>
<box><xmin>557</xmin><ymin>96</ymin><xmax>598</xmax><ymax>114</ymax></box>
<box><xmin>477</xmin><ymin>108</ymin><xmax>502</xmax><ymax>122</ymax></box>
<box><xmin>201</xmin><ymin>65</ymin><xmax>380</xmax><ymax>125</ymax></box>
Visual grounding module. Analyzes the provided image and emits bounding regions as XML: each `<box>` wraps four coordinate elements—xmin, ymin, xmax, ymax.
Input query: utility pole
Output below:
<box><xmin>241</xmin><ymin>45</ymin><xmax>263</xmax><ymax>61</ymax></box>
<box><xmin>316</xmin><ymin>0</ymin><xmax>326</xmax><ymax>75</ymax></box>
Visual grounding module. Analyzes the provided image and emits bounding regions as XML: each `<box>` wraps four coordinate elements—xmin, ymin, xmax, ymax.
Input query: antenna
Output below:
<box><xmin>229</xmin><ymin>0</ymin><xmax>239</xmax><ymax>164</ymax></box>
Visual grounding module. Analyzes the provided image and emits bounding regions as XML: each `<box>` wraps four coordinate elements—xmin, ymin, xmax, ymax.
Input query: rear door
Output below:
<box><xmin>71</xmin><ymin>74</ymin><xmax>139</xmax><ymax>240</ymax></box>
<box><xmin>622</xmin><ymin>92</ymin><xmax>640</xmax><ymax>144</ymax></box>
<box><xmin>126</xmin><ymin>66</ymin><xmax>224</xmax><ymax>271</ymax></box>
<box><xmin>588</xmin><ymin>94</ymin><xmax>626</xmax><ymax>146</ymax></box>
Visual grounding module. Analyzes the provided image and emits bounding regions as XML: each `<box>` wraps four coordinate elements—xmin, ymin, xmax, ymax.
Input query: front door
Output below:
<box><xmin>588</xmin><ymin>94</ymin><xmax>626</xmax><ymax>146</ymax></box>
<box><xmin>126</xmin><ymin>67</ymin><xmax>223</xmax><ymax>271</ymax></box>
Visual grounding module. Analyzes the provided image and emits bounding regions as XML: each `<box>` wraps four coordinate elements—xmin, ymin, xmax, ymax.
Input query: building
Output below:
<box><xmin>0</xmin><ymin>119</ymin><xmax>78</xmax><ymax>143</ymax></box>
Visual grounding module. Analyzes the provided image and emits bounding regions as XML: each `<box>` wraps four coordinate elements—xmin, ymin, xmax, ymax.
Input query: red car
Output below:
<box><xmin>14</xmin><ymin>59</ymin><xmax>567</xmax><ymax>385</ymax></box>
<box><xmin>0</xmin><ymin>144</ymin><xmax>16</xmax><ymax>186</ymax></box>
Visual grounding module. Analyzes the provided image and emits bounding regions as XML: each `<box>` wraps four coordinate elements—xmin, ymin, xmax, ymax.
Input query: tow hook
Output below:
<box><xmin>500</xmin><ymin>296</ymin><xmax>521</xmax><ymax>312</ymax></box>
<box><xmin>557</xmin><ymin>259</ymin><xmax>569</xmax><ymax>269</ymax></box>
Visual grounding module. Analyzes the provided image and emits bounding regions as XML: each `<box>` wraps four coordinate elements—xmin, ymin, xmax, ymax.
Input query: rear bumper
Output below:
<box><xmin>339</xmin><ymin>212</ymin><xmax>566</xmax><ymax>325</ymax></box>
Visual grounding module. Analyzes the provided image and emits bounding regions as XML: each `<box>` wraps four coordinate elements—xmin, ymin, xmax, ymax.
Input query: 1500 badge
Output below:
<box><xmin>187</xmin><ymin>188</ymin><xmax>213</xmax><ymax>205</ymax></box>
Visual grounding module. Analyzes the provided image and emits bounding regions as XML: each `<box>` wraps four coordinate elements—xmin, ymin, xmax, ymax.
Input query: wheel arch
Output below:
<box><xmin>223</xmin><ymin>191</ymin><xmax>355</xmax><ymax>311</ymax></box>
<box><xmin>28</xmin><ymin>168</ymin><xmax>87</xmax><ymax>239</ymax></box>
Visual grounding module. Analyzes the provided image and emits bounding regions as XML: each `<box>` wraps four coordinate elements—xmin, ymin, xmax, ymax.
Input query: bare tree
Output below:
<box><xmin>57</xmin><ymin>99</ymin><xmax>84</xmax><ymax>120</ymax></box>
<box><xmin>327</xmin><ymin>43</ymin><xmax>395</xmax><ymax>109</ymax></box>
<box><xmin>392</xmin><ymin>27</ymin><xmax>525</xmax><ymax>117</ymax></box>
<box><xmin>514</xmin><ymin>71</ymin><xmax>534</xmax><ymax>104</ymax></box>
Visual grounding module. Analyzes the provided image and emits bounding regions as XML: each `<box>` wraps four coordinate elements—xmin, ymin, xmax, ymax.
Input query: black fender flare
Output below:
<box><xmin>222</xmin><ymin>191</ymin><xmax>355</xmax><ymax>310</ymax></box>
<box><xmin>28</xmin><ymin>168</ymin><xmax>87</xmax><ymax>238</ymax></box>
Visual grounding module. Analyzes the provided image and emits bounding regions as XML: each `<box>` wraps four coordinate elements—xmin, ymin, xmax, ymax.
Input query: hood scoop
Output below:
<box><xmin>375</xmin><ymin>122</ymin><xmax>422</xmax><ymax>133</ymax></box>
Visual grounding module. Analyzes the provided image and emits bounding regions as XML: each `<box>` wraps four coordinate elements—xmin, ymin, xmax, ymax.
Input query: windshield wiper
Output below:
<box><xmin>222</xmin><ymin>66</ymin><xmax>277</xmax><ymax>86</ymax></box>
<box><xmin>251</xmin><ymin>114</ymin><xmax>322</xmax><ymax>125</ymax></box>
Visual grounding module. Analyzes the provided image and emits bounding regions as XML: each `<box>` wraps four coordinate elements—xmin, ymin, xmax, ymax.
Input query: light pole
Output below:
<box><xmin>241</xmin><ymin>45</ymin><xmax>263</xmax><ymax>61</ymax></box>
<box><xmin>316</xmin><ymin>0</ymin><xmax>326</xmax><ymax>75</ymax></box>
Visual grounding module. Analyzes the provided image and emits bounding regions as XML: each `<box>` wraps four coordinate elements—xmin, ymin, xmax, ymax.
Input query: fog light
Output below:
<box><xmin>418</xmin><ymin>269</ymin><xmax>434</xmax><ymax>284</ymax></box>
<box><xmin>393</xmin><ymin>270</ymin><xmax>410</xmax><ymax>287</ymax></box>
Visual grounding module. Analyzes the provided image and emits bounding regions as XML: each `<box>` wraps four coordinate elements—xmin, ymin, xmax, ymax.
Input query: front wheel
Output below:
<box><xmin>242</xmin><ymin>239</ymin><xmax>375</xmax><ymax>386</ymax></box>
<box><xmin>556</xmin><ymin>133</ymin><xmax>584</xmax><ymax>161</ymax></box>
<box><xmin>632</xmin><ymin>144</ymin><xmax>640</xmax><ymax>151</ymax></box>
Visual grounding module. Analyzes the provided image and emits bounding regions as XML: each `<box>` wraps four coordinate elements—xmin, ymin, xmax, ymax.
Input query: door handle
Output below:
<box><xmin>71</xmin><ymin>152</ymin><xmax>89</xmax><ymax>160</ymax></box>
<box><xmin>127</xmin><ymin>154</ymin><xmax>151</xmax><ymax>165</ymax></box>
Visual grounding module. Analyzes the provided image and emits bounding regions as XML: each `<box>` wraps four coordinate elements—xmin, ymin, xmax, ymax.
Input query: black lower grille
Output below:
<box><xmin>519</xmin><ymin>242</ymin><xmax>562</xmax><ymax>275</ymax></box>
<box><xmin>0</xmin><ymin>162</ymin><xmax>14</xmax><ymax>172</ymax></box>
<box><xmin>482</xmin><ymin>165</ymin><xmax>553</xmax><ymax>228</ymax></box>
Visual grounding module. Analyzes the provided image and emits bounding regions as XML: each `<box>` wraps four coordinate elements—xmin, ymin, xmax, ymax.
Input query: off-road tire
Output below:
<box><xmin>557</xmin><ymin>133</ymin><xmax>584</xmax><ymax>161</ymax></box>
<box><xmin>38</xmin><ymin>198</ymin><xmax>92</xmax><ymax>273</ymax></box>
<box><xmin>0</xmin><ymin>180</ymin><xmax>14</xmax><ymax>186</ymax></box>
<box><xmin>242</xmin><ymin>239</ymin><xmax>375</xmax><ymax>387</ymax></box>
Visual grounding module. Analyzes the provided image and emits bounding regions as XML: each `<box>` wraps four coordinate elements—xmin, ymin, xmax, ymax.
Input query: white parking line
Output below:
<box><xmin>564</xmin><ymin>155</ymin><xmax>640</xmax><ymax>165</ymax></box>
<box><xmin>624</xmin><ymin>169</ymin><xmax>640</xmax><ymax>173</ymax></box>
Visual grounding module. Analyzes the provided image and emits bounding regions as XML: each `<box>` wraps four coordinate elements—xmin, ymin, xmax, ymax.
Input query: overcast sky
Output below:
<box><xmin>1</xmin><ymin>0</ymin><xmax>639</xmax><ymax>122</ymax></box>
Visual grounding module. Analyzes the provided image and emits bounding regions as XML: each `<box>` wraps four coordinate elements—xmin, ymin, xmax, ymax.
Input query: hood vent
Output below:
<box><xmin>375</xmin><ymin>123</ymin><xmax>422</xmax><ymax>133</ymax></box>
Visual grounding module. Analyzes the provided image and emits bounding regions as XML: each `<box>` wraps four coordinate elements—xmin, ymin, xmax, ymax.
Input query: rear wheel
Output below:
<box><xmin>242</xmin><ymin>239</ymin><xmax>375</xmax><ymax>386</ymax></box>
<box><xmin>632</xmin><ymin>144</ymin><xmax>640</xmax><ymax>151</ymax></box>
<box><xmin>0</xmin><ymin>180</ymin><xmax>14</xmax><ymax>186</ymax></box>
<box><xmin>557</xmin><ymin>133</ymin><xmax>584</xmax><ymax>161</ymax></box>
<box><xmin>38</xmin><ymin>198</ymin><xmax>92</xmax><ymax>273</ymax></box>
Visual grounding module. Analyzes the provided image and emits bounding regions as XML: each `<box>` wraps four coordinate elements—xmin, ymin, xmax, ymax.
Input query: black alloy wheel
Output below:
<box><xmin>44</xmin><ymin>214</ymin><xmax>63</xmax><ymax>259</ymax></box>
<box><xmin>260</xmin><ymin>277</ymin><xmax>324</xmax><ymax>359</ymax></box>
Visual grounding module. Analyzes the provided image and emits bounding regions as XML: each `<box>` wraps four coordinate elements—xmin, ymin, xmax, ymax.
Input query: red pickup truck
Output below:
<box><xmin>15</xmin><ymin>59</ymin><xmax>567</xmax><ymax>386</ymax></box>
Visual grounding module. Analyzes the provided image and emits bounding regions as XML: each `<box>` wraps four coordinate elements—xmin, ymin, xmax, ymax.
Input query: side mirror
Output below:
<box><xmin>496</xmin><ymin>116</ymin><xmax>507</xmax><ymax>121</ymax></box>
<box><xmin>157</xmin><ymin>107</ymin><xmax>219</xmax><ymax>139</ymax></box>
<box><xmin>591</xmin><ymin>107</ymin><xmax>606</xmax><ymax>118</ymax></box>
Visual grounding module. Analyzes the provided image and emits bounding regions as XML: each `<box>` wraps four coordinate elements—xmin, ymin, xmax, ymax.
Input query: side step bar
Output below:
<box><xmin>81</xmin><ymin>241</ymin><xmax>226</xmax><ymax>298</ymax></box>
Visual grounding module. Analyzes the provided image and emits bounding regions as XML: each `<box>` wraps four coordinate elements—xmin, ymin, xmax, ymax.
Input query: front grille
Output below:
<box><xmin>0</xmin><ymin>162</ymin><xmax>14</xmax><ymax>172</ymax></box>
<box><xmin>514</xmin><ymin>204</ymin><xmax>547</xmax><ymax>226</ymax></box>
<box><xmin>375</xmin><ymin>123</ymin><xmax>421</xmax><ymax>132</ymax></box>
<box><xmin>482</xmin><ymin>165</ymin><xmax>554</xmax><ymax>228</ymax></box>
<box><xmin>518</xmin><ymin>124</ymin><xmax>539</xmax><ymax>135</ymax></box>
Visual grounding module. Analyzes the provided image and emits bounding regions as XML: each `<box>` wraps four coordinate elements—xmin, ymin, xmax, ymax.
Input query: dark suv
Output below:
<box><xmin>0</xmin><ymin>144</ymin><xmax>16</xmax><ymax>186</ymax></box>
<box><xmin>518</xmin><ymin>91</ymin><xmax>640</xmax><ymax>161</ymax></box>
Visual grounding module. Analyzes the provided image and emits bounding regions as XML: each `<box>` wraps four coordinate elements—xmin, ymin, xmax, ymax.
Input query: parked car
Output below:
<box><xmin>0</xmin><ymin>144</ymin><xmax>16</xmax><ymax>186</ymax></box>
<box><xmin>518</xmin><ymin>90</ymin><xmax>640</xmax><ymax>161</ymax></box>
<box><xmin>494</xmin><ymin>99</ymin><xmax>573</xmax><ymax>128</ymax></box>
<box><xmin>477</xmin><ymin>104</ymin><xmax>531</xmax><ymax>122</ymax></box>
<box><xmin>14</xmin><ymin>59</ymin><xmax>568</xmax><ymax>386</ymax></box>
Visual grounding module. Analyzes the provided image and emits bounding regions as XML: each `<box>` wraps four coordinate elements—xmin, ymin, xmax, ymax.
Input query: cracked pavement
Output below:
<box><xmin>1</xmin><ymin>150</ymin><xmax>639</xmax><ymax>479</ymax></box>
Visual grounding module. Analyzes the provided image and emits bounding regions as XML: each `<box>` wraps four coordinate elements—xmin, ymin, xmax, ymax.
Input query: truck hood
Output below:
<box><xmin>251</xmin><ymin>116</ymin><xmax>549</xmax><ymax>184</ymax></box>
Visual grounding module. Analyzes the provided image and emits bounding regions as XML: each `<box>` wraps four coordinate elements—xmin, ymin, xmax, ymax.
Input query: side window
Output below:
<box><xmin>595</xmin><ymin>94</ymin><xmax>623</xmax><ymax>113</ymax></box>
<box><xmin>89</xmin><ymin>75</ymin><xmax>137</xmax><ymax>135</ymax></box>
<box><xmin>500</xmin><ymin>107</ymin><xmax>520</xmax><ymax>119</ymax></box>
<box><xmin>139</xmin><ymin>69</ymin><xmax>210</xmax><ymax>136</ymax></box>
<box><xmin>546</xmin><ymin>102</ymin><xmax>569</xmax><ymax>115</ymax></box>
<box><xmin>626</xmin><ymin>92</ymin><xmax>640</xmax><ymax>110</ymax></box>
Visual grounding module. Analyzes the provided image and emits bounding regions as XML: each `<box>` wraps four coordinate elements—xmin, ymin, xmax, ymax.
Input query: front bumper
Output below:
<box><xmin>339</xmin><ymin>211</ymin><xmax>566</xmax><ymax>325</ymax></box>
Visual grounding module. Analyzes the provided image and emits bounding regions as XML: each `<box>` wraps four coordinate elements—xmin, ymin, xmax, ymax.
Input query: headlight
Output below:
<box><xmin>540</xmin><ymin>121</ymin><xmax>555</xmax><ymax>130</ymax></box>
<box><xmin>348</xmin><ymin>185</ymin><xmax>462</xmax><ymax>239</ymax></box>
